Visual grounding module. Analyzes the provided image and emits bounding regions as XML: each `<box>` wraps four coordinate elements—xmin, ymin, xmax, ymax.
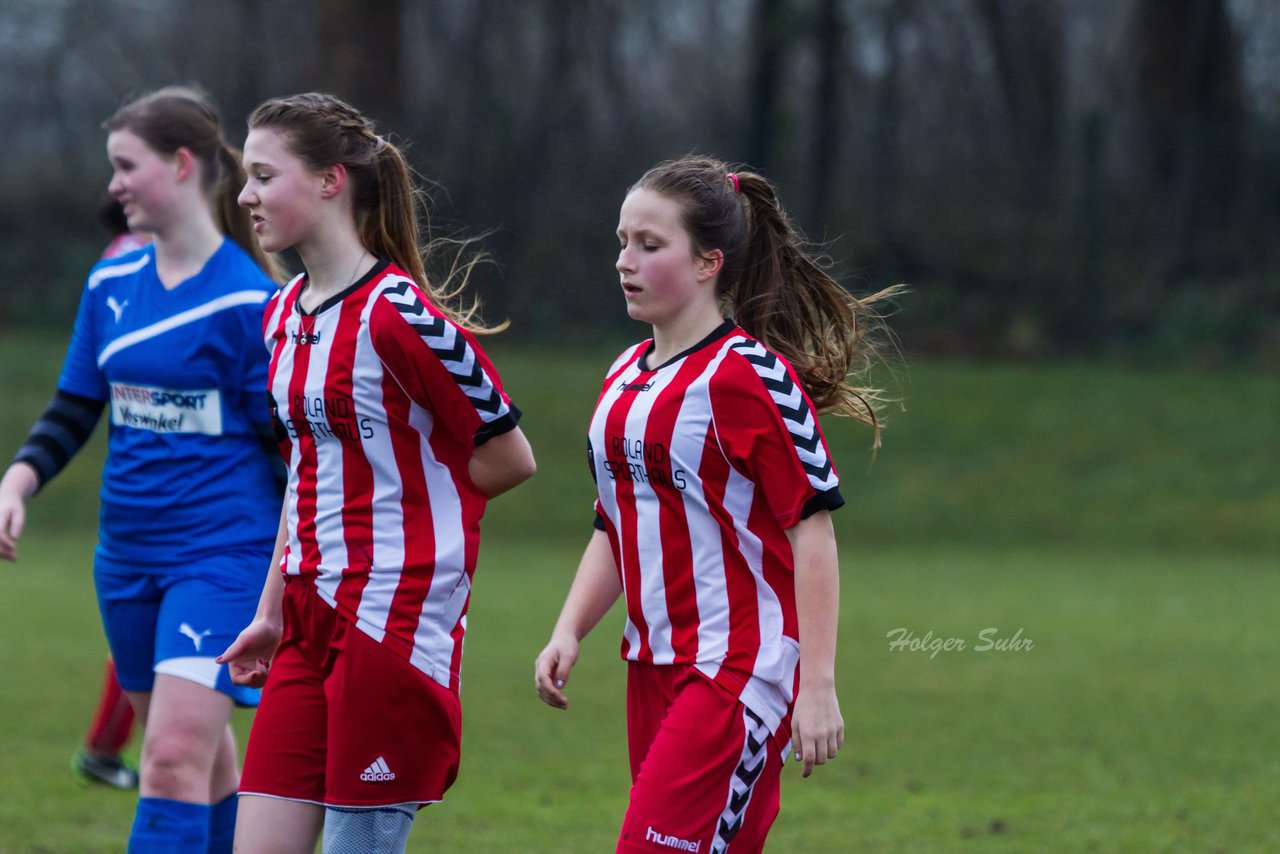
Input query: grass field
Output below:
<box><xmin>0</xmin><ymin>328</ymin><xmax>1276</xmax><ymax>852</ymax></box>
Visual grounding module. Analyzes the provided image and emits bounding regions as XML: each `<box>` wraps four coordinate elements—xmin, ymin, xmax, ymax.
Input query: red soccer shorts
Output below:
<box><xmin>617</xmin><ymin>663</ymin><xmax>783</xmax><ymax>854</ymax></box>
<box><xmin>239</xmin><ymin>578</ymin><xmax>462</xmax><ymax>808</ymax></box>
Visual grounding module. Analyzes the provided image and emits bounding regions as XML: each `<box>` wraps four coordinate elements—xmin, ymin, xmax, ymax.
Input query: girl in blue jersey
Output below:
<box><xmin>0</xmin><ymin>87</ymin><xmax>284</xmax><ymax>853</ymax></box>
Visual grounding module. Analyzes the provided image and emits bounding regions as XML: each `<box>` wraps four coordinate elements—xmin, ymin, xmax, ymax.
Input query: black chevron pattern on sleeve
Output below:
<box><xmin>380</xmin><ymin>279</ymin><xmax>510</xmax><ymax>421</ymax></box>
<box><xmin>730</xmin><ymin>341</ymin><xmax>838</xmax><ymax>492</ymax></box>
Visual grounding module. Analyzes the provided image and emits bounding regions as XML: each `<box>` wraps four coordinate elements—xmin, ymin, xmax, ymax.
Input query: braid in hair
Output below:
<box><xmin>247</xmin><ymin>93</ymin><xmax>499</xmax><ymax>332</ymax></box>
<box><xmin>633</xmin><ymin>155</ymin><xmax>903</xmax><ymax>441</ymax></box>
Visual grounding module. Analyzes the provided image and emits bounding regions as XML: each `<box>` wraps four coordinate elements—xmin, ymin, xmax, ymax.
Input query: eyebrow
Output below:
<box><xmin>618</xmin><ymin>226</ymin><xmax>664</xmax><ymax>239</ymax></box>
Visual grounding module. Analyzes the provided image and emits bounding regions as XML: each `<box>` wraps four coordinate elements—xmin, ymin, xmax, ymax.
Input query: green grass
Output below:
<box><xmin>0</xmin><ymin>328</ymin><xmax>1275</xmax><ymax>852</ymax></box>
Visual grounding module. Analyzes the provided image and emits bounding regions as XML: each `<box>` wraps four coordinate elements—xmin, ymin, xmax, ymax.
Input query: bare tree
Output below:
<box><xmin>1124</xmin><ymin>0</ymin><xmax>1244</xmax><ymax>280</ymax></box>
<box><xmin>746</xmin><ymin>0</ymin><xmax>788</xmax><ymax>173</ymax></box>
<box><xmin>315</xmin><ymin>0</ymin><xmax>405</xmax><ymax>126</ymax></box>
<box><xmin>806</xmin><ymin>0</ymin><xmax>844</xmax><ymax>232</ymax></box>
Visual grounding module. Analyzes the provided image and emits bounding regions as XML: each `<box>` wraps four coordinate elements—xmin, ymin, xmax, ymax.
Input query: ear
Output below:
<box><xmin>695</xmin><ymin>249</ymin><xmax>724</xmax><ymax>282</ymax></box>
<box><xmin>319</xmin><ymin>162</ymin><xmax>348</xmax><ymax>199</ymax></box>
<box><xmin>172</xmin><ymin>147</ymin><xmax>197</xmax><ymax>183</ymax></box>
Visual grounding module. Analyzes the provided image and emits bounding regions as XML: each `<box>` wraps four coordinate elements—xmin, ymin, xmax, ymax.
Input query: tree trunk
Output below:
<box><xmin>746</xmin><ymin>0</ymin><xmax>787</xmax><ymax>173</ymax></box>
<box><xmin>316</xmin><ymin>0</ymin><xmax>404</xmax><ymax>126</ymax></box>
<box><xmin>806</xmin><ymin>0</ymin><xmax>843</xmax><ymax>234</ymax></box>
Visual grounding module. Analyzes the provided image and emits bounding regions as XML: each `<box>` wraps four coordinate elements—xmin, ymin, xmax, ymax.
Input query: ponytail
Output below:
<box><xmin>364</xmin><ymin>140</ymin><xmax>501</xmax><ymax>333</ymax></box>
<box><xmin>248</xmin><ymin>93</ymin><xmax>500</xmax><ymax>333</ymax></box>
<box><xmin>732</xmin><ymin>171</ymin><xmax>903</xmax><ymax>436</ymax></box>
<box><xmin>633</xmin><ymin>156</ymin><xmax>904</xmax><ymax>440</ymax></box>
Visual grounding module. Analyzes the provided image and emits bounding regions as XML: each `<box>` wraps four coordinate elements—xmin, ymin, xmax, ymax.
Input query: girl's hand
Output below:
<box><xmin>791</xmin><ymin>684</ymin><xmax>844</xmax><ymax>778</ymax></box>
<box><xmin>534</xmin><ymin>633</ymin><xmax>581</xmax><ymax>710</ymax></box>
<box><xmin>0</xmin><ymin>464</ymin><xmax>39</xmax><ymax>562</ymax></box>
<box><xmin>0</xmin><ymin>492</ymin><xmax>26</xmax><ymax>562</ymax></box>
<box><xmin>216</xmin><ymin>618</ymin><xmax>284</xmax><ymax>688</ymax></box>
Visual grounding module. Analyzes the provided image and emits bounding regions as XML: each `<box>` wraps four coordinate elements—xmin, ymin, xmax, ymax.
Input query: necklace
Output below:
<box><xmin>342</xmin><ymin>250</ymin><xmax>369</xmax><ymax>291</ymax></box>
<box><xmin>300</xmin><ymin>250</ymin><xmax>369</xmax><ymax>314</ymax></box>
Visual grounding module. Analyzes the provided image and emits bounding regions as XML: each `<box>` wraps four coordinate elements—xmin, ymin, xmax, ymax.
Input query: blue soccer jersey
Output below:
<box><xmin>57</xmin><ymin>240</ymin><xmax>280</xmax><ymax>572</ymax></box>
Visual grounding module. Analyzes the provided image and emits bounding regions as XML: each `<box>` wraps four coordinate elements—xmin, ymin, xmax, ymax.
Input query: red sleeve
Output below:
<box><xmin>710</xmin><ymin>342</ymin><xmax>843</xmax><ymax>529</ymax></box>
<box><xmin>368</xmin><ymin>284</ymin><xmax>519</xmax><ymax>446</ymax></box>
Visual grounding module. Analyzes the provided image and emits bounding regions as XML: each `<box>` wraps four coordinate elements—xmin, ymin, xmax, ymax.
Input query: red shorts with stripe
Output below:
<box><xmin>239</xmin><ymin>578</ymin><xmax>462</xmax><ymax>808</ymax></box>
<box><xmin>618</xmin><ymin>663</ymin><xmax>783</xmax><ymax>854</ymax></box>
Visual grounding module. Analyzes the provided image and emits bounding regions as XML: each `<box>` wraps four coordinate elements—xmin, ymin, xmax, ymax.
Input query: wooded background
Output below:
<box><xmin>1</xmin><ymin>0</ymin><xmax>1277</xmax><ymax>365</ymax></box>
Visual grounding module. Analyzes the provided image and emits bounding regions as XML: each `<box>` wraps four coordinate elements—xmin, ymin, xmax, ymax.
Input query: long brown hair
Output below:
<box><xmin>632</xmin><ymin>155</ymin><xmax>903</xmax><ymax>439</ymax></box>
<box><xmin>104</xmin><ymin>86</ymin><xmax>284</xmax><ymax>281</ymax></box>
<box><xmin>246</xmin><ymin>92</ymin><xmax>498</xmax><ymax>333</ymax></box>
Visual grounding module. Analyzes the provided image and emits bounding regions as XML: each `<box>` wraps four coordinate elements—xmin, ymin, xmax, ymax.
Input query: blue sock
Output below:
<box><xmin>129</xmin><ymin>797</ymin><xmax>210</xmax><ymax>853</ymax></box>
<box><xmin>208</xmin><ymin>793</ymin><xmax>238</xmax><ymax>854</ymax></box>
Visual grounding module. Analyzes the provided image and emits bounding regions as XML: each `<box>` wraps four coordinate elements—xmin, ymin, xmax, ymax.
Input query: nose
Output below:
<box><xmin>107</xmin><ymin>171</ymin><xmax>123</xmax><ymax>198</ymax></box>
<box><xmin>236</xmin><ymin>182</ymin><xmax>254</xmax><ymax>208</ymax></box>
<box><xmin>616</xmin><ymin>245</ymin><xmax>635</xmax><ymax>275</ymax></box>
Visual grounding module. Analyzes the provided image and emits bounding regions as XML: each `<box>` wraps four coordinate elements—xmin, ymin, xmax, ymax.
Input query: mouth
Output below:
<box><xmin>621</xmin><ymin>281</ymin><xmax>642</xmax><ymax>298</ymax></box>
<box><xmin>250</xmin><ymin>214</ymin><xmax>265</xmax><ymax>232</ymax></box>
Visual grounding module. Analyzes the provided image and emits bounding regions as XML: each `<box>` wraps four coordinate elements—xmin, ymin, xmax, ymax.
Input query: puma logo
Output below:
<box><xmin>178</xmin><ymin>622</ymin><xmax>212</xmax><ymax>652</ymax></box>
<box><xmin>106</xmin><ymin>296</ymin><xmax>129</xmax><ymax>322</ymax></box>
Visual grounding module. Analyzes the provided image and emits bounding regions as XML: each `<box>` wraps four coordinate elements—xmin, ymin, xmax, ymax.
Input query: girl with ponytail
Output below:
<box><xmin>535</xmin><ymin>155</ymin><xmax>900</xmax><ymax>851</ymax></box>
<box><xmin>220</xmin><ymin>92</ymin><xmax>534</xmax><ymax>854</ymax></box>
<box><xmin>0</xmin><ymin>85</ymin><xmax>285</xmax><ymax>852</ymax></box>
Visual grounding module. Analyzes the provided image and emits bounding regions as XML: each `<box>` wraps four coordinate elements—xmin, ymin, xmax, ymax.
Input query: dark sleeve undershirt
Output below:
<box><xmin>12</xmin><ymin>390</ymin><xmax>106</xmax><ymax>492</ymax></box>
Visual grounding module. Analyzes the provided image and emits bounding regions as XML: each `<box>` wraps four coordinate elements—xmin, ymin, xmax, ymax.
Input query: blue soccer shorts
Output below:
<box><xmin>94</xmin><ymin>554</ymin><xmax>263</xmax><ymax>706</ymax></box>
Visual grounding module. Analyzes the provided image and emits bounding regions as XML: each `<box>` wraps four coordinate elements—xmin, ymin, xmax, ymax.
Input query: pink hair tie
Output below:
<box><xmin>727</xmin><ymin>172</ymin><xmax>741</xmax><ymax>193</ymax></box>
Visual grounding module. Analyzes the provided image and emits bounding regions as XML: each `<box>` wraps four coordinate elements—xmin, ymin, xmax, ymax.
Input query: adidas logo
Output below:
<box><xmin>359</xmin><ymin>756</ymin><xmax>397</xmax><ymax>783</ymax></box>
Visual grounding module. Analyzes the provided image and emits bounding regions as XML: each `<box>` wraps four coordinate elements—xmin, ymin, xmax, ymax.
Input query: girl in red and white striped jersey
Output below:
<box><xmin>535</xmin><ymin>156</ymin><xmax>901</xmax><ymax>853</ymax></box>
<box><xmin>218</xmin><ymin>93</ymin><xmax>535</xmax><ymax>854</ymax></box>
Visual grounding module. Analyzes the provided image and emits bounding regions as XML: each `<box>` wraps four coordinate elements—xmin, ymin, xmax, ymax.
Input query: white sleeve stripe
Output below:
<box><xmin>88</xmin><ymin>254</ymin><xmax>151</xmax><ymax>290</ymax></box>
<box><xmin>97</xmin><ymin>290</ymin><xmax>269</xmax><ymax>367</ymax></box>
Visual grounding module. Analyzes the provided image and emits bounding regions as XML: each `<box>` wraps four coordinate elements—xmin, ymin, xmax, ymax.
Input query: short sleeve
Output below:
<box><xmin>56</xmin><ymin>276</ymin><xmax>109</xmax><ymax>402</ymax></box>
<box><xmin>369</xmin><ymin>282</ymin><xmax>519</xmax><ymax>446</ymax></box>
<box><xmin>710</xmin><ymin>341</ymin><xmax>844</xmax><ymax>528</ymax></box>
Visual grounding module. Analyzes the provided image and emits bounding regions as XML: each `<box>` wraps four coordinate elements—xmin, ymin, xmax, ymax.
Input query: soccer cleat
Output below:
<box><xmin>72</xmin><ymin>748</ymin><xmax>139</xmax><ymax>789</ymax></box>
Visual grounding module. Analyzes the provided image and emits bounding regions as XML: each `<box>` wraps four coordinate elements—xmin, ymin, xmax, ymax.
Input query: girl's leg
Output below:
<box><xmin>207</xmin><ymin>725</ymin><xmax>241</xmax><ymax>854</ymax></box>
<box><xmin>322</xmin><ymin>805</ymin><xmax>417</xmax><ymax>854</ymax></box>
<box><xmin>125</xmin><ymin>675</ymin><xmax>233</xmax><ymax>852</ymax></box>
<box><xmin>132</xmin><ymin>675</ymin><xmax>234</xmax><ymax>801</ymax></box>
<box><xmin>84</xmin><ymin>657</ymin><xmax>137</xmax><ymax>756</ymax></box>
<box><xmin>235</xmin><ymin>795</ymin><xmax>324</xmax><ymax>854</ymax></box>
<box><xmin>74</xmin><ymin>657</ymin><xmax>139</xmax><ymax>788</ymax></box>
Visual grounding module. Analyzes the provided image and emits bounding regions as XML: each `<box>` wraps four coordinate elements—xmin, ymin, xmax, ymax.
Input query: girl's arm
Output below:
<box><xmin>534</xmin><ymin>528</ymin><xmax>621</xmax><ymax>709</ymax></box>
<box><xmin>786</xmin><ymin>509</ymin><xmax>845</xmax><ymax>778</ymax></box>
<box><xmin>469</xmin><ymin>426</ymin><xmax>536</xmax><ymax>498</ymax></box>
<box><xmin>216</xmin><ymin>503</ymin><xmax>289</xmax><ymax>686</ymax></box>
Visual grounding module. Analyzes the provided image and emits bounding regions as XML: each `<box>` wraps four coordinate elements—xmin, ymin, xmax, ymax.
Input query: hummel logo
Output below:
<box><xmin>178</xmin><ymin>622</ymin><xmax>212</xmax><ymax>651</ymax></box>
<box><xmin>360</xmin><ymin>756</ymin><xmax>397</xmax><ymax>782</ymax></box>
<box><xmin>106</xmin><ymin>296</ymin><xmax>129</xmax><ymax>322</ymax></box>
<box><xmin>646</xmin><ymin>826</ymin><xmax>701</xmax><ymax>851</ymax></box>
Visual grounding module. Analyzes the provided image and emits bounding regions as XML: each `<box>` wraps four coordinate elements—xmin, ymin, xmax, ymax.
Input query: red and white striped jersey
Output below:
<box><xmin>263</xmin><ymin>260</ymin><xmax>519</xmax><ymax>693</ymax></box>
<box><xmin>589</xmin><ymin>321</ymin><xmax>844</xmax><ymax>736</ymax></box>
